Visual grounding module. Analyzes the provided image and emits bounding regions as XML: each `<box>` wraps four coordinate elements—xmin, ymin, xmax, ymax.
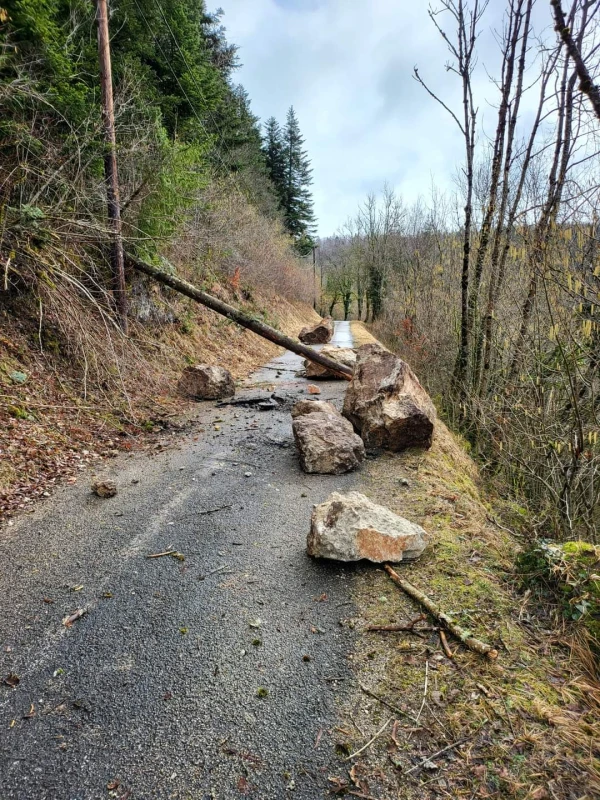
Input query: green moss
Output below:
<box><xmin>517</xmin><ymin>540</ymin><xmax>600</xmax><ymax>651</ymax></box>
<box><xmin>8</xmin><ymin>405</ymin><xmax>32</xmax><ymax>420</ymax></box>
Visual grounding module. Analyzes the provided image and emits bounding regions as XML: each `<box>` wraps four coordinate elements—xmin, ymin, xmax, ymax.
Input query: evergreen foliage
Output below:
<box><xmin>0</xmin><ymin>0</ymin><xmax>316</xmax><ymax>254</ymax></box>
<box><xmin>263</xmin><ymin>107</ymin><xmax>316</xmax><ymax>254</ymax></box>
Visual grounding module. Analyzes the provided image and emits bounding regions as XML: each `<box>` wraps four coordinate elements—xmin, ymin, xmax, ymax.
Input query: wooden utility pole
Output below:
<box><xmin>95</xmin><ymin>0</ymin><xmax>128</xmax><ymax>333</ymax></box>
<box><xmin>312</xmin><ymin>245</ymin><xmax>317</xmax><ymax>310</ymax></box>
<box><xmin>129</xmin><ymin>256</ymin><xmax>354</xmax><ymax>379</ymax></box>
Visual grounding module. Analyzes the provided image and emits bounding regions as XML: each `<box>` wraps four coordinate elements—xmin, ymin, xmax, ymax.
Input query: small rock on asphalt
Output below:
<box><xmin>91</xmin><ymin>479</ymin><xmax>117</xmax><ymax>498</ymax></box>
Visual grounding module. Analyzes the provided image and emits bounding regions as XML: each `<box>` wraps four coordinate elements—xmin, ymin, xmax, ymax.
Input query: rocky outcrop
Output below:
<box><xmin>292</xmin><ymin>413</ymin><xmax>365</xmax><ymax>474</ymax></box>
<box><xmin>178</xmin><ymin>365</ymin><xmax>235</xmax><ymax>400</ymax></box>
<box><xmin>298</xmin><ymin>317</ymin><xmax>334</xmax><ymax>345</ymax></box>
<box><xmin>291</xmin><ymin>399</ymin><xmax>340</xmax><ymax>418</ymax></box>
<box><xmin>343</xmin><ymin>344</ymin><xmax>436</xmax><ymax>451</ymax></box>
<box><xmin>304</xmin><ymin>345</ymin><xmax>357</xmax><ymax>379</ymax></box>
<box><xmin>307</xmin><ymin>491</ymin><xmax>429</xmax><ymax>563</ymax></box>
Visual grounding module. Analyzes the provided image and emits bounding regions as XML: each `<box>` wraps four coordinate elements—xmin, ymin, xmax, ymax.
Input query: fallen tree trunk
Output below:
<box><xmin>383</xmin><ymin>564</ymin><xmax>498</xmax><ymax>659</ymax></box>
<box><xmin>129</xmin><ymin>257</ymin><xmax>353</xmax><ymax>380</ymax></box>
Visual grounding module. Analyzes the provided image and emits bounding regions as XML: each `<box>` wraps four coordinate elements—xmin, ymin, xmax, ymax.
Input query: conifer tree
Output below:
<box><xmin>263</xmin><ymin>117</ymin><xmax>286</xmax><ymax>205</ymax></box>
<box><xmin>282</xmin><ymin>107</ymin><xmax>316</xmax><ymax>254</ymax></box>
<box><xmin>264</xmin><ymin>107</ymin><xmax>315</xmax><ymax>254</ymax></box>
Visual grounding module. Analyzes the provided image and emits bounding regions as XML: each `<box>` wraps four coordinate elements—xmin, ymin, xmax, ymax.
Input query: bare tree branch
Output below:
<box><xmin>550</xmin><ymin>0</ymin><xmax>600</xmax><ymax>120</ymax></box>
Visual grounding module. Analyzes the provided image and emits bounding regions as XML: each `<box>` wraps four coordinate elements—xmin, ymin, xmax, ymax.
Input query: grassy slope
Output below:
<box><xmin>332</xmin><ymin>323</ymin><xmax>599</xmax><ymax>800</ymax></box>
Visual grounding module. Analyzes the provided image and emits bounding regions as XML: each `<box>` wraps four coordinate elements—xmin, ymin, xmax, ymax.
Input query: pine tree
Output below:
<box><xmin>263</xmin><ymin>117</ymin><xmax>286</xmax><ymax>205</ymax></box>
<box><xmin>269</xmin><ymin>107</ymin><xmax>316</xmax><ymax>254</ymax></box>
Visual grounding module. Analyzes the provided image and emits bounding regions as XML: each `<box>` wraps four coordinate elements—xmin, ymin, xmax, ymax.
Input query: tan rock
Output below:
<box><xmin>178</xmin><ymin>365</ymin><xmax>235</xmax><ymax>400</ymax></box>
<box><xmin>343</xmin><ymin>344</ymin><xmax>436</xmax><ymax>451</ymax></box>
<box><xmin>298</xmin><ymin>317</ymin><xmax>334</xmax><ymax>345</ymax></box>
<box><xmin>290</xmin><ymin>399</ymin><xmax>340</xmax><ymax>418</ymax></box>
<box><xmin>307</xmin><ymin>491</ymin><xmax>429</xmax><ymax>562</ymax></box>
<box><xmin>304</xmin><ymin>345</ymin><xmax>357</xmax><ymax>379</ymax></box>
<box><xmin>92</xmin><ymin>479</ymin><xmax>117</xmax><ymax>498</ymax></box>
<box><xmin>292</xmin><ymin>413</ymin><xmax>365</xmax><ymax>474</ymax></box>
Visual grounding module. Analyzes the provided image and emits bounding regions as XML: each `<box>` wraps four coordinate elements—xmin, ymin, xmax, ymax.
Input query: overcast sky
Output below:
<box><xmin>216</xmin><ymin>0</ymin><xmax>555</xmax><ymax>237</ymax></box>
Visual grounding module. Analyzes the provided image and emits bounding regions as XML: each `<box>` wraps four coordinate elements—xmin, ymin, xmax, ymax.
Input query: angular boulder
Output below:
<box><xmin>308</xmin><ymin>491</ymin><xmax>428</xmax><ymax>563</ymax></box>
<box><xmin>292</xmin><ymin>413</ymin><xmax>365</xmax><ymax>474</ymax></box>
<box><xmin>291</xmin><ymin>399</ymin><xmax>340</xmax><ymax>418</ymax></box>
<box><xmin>178</xmin><ymin>365</ymin><xmax>235</xmax><ymax>400</ymax></box>
<box><xmin>304</xmin><ymin>345</ymin><xmax>357</xmax><ymax>379</ymax></box>
<box><xmin>343</xmin><ymin>344</ymin><xmax>436</xmax><ymax>451</ymax></box>
<box><xmin>298</xmin><ymin>317</ymin><xmax>334</xmax><ymax>345</ymax></box>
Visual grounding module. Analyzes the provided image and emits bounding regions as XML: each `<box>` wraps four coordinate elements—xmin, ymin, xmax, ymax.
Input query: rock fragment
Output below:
<box><xmin>178</xmin><ymin>365</ymin><xmax>235</xmax><ymax>400</ymax></box>
<box><xmin>298</xmin><ymin>317</ymin><xmax>334</xmax><ymax>345</ymax></box>
<box><xmin>304</xmin><ymin>345</ymin><xmax>357</xmax><ymax>379</ymax></box>
<box><xmin>92</xmin><ymin>479</ymin><xmax>117</xmax><ymax>498</ymax></box>
<box><xmin>308</xmin><ymin>491</ymin><xmax>428</xmax><ymax>562</ymax></box>
<box><xmin>291</xmin><ymin>399</ymin><xmax>339</xmax><ymax>418</ymax></box>
<box><xmin>292</xmin><ymin>413</ymin><xmax>365</xmax><ymax>474</ymax></box>
<box><xmin>343</xmin><ymin>344</ymin><xmax>436</xmax><ymax>451</ymax></box>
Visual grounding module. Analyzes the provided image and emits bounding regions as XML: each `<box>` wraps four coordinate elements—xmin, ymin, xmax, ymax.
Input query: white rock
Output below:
<box><xmin>307</xmin><ymin>491</ymin><xmax>429</xmax><ymax>563</ymax></box>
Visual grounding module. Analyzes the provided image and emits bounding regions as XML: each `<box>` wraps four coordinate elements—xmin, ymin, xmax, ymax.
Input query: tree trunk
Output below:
<box><xmin>128</xmin><ymin>257</ymin><xmax>353</xmax><ymax>379</ymax></box>
<box><xmin>95</xmin><ymin>0</ymin><xmax>127</xmax><ymax>334</ymax></box>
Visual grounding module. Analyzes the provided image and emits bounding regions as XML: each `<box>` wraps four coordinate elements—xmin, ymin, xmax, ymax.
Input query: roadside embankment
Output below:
<box><xmin>0</xmin><ymin>289</ymin><xmax>319</xmax><ymax>522</ymax></box>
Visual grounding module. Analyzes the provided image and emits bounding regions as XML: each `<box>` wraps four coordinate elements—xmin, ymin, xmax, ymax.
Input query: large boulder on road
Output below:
<box><xmin>298</xmin><ymin>317</ymin><xmax>334</xmax><ymax>345</ymax></box>
<box><xmin>292</xmin><ymin>412</ymin><xmax>365</xmax><ymax>474</ymax></box>
<box><xmin>307</xmin><ymin>491</ymin><xmax>429</xmax><ymax>563</ymax></box>
<box><xmin>178</xmin><ymin>365</ymin><xmax>235</xmax><ymax>400</ymax></box>
<box><xmin>304</xmin><ymin>345</ymin><xmax>357</xmax><ymax>379</ymax></box>
<box><xmin>291</xmin><ymin>399</ymin><xmax>340</xmax><ymax>418</ymax></box>
<box><xmin>343</xmin><ymin>344</ymin><xmax>435</xmax><ymax>451</ymax></box>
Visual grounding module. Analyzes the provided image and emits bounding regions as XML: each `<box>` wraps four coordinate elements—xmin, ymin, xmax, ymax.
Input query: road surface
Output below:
<box><xmin>0</xmin><ymin>323</ymin><xmax>361</xmax><ymax>800</ymax></box>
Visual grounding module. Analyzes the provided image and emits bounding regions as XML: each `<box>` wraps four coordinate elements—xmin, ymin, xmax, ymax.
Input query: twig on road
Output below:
<box><xmin>198</xmin><ymin>565</ymin><xmax>231</xmax><ymax>580</ymax></box>
<box><xmin>146</xmin><ymin>550</ymin><xmax>184</xmax><ymax>561</ymax></box>
<box><xmin>176</xmin><ymin>505</ymin><xmax>232</xmax><ymax>520</ymax></box>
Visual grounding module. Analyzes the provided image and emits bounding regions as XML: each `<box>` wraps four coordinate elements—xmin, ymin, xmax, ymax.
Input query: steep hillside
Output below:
<box><xmin>0</xmin><ymin>287</ymin><xmax>319</xmax><ymax>523</ymax></box>
<box><xmin>330</xmin><ymin>395</ymin><xmax>600</xmax><ymax>798</ymax></box>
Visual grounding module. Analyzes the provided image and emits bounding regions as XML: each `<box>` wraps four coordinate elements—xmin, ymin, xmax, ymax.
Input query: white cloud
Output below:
<box><xmin>216</xmin><ymin>0</ymin><xmax>557</xmax><ymax>236</ymax></box>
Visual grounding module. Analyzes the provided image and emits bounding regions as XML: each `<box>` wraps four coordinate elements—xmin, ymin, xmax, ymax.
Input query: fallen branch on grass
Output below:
<box><xmin>439</xmin><ymin>629</ymin><xmax>455</xmax><ymax>659</ymax></box>
<box><xmin>345</xmin><ymin>717</ymin><xmax>392</xmax><ymax>761</ymax></box>
<box><xmin>403</xmin><ymin>732</ymin><xmax>473</xmax><ymax>776</ymax></box>
<box><xmin>383</xmin><ymin>564</ymin><xmax>498</xmax><ymax>660</ymax></box>
<box><xmin>358</xmin><ymin>683</ymin><xmax>424</xmax><ymax>728</ymax></box>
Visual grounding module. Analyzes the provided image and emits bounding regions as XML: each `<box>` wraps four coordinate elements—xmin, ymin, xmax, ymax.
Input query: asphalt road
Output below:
<box><xmin>0</xmin><ymin>323</ymin><xmax>361</xmax><ymax>800</ymax></box>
